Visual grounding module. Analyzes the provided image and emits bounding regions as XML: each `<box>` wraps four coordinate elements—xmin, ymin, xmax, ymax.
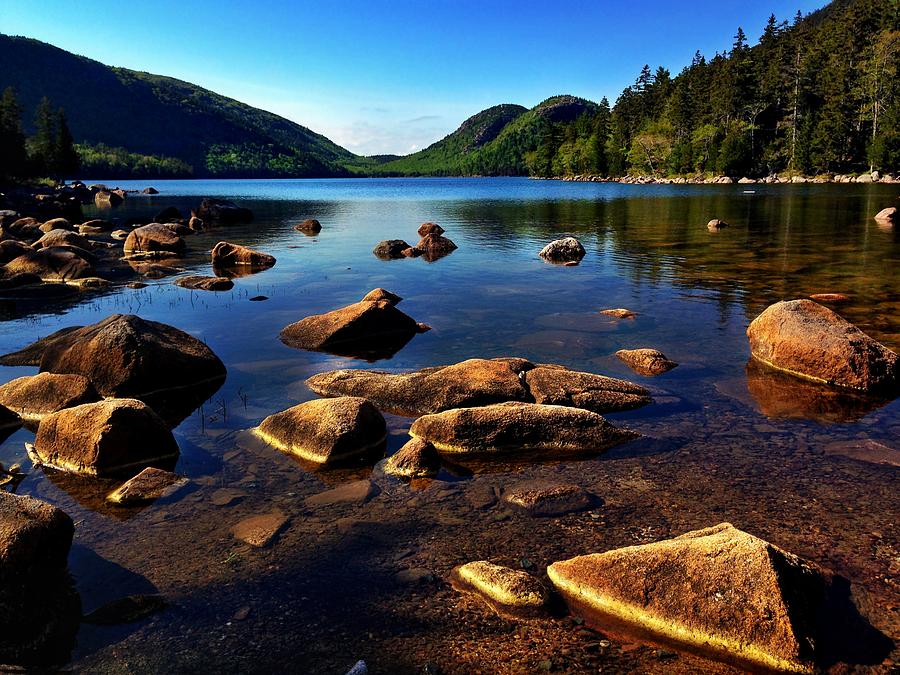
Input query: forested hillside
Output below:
<box><xmin>0</xmin><ymin>34</ymin><xmax>357</xmax><ymax>178</ymax></box>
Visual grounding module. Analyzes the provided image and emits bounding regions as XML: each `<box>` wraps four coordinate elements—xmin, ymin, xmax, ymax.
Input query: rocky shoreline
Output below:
<box><xmin>546</xmin><ymin>170</ymin><xmax>899</xmax><ymax>185</ymax></box>
<box><xmin>0</xmin><ymin>191</ymin><xmax>898</xmax><ymax>670</ymax></box>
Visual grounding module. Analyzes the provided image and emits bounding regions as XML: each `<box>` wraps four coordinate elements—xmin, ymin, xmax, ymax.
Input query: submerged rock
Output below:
<box><xmin>255</xmin><ymin>396</ymin><xmax>387</xmax><ymax>466</ymax></box>
<box><xmin>305</xmin><ymin>479</ymin><xmax>380</xmax><ymax>506</ymax></box>
<box><xmin>384</xmin><ymin>438</ymin><xmax>440</xmax><ymax>478</ymax></box>
<box><xmin>615</xmin><ymin>348</ymin><xmax>679</xmax><ymax>376</ymax></box>
<box><xmin>32</xmin><ymin>398</ymin><xmax>180</xmax><ymax>477</ymax></box>
<box><xmin>373</xmin><ymin>239</ymin><xmax>411</xmax><ymax>260</ymax></box>
<box><xmin>452</xmin><ymin>561</ymin><xmax>549</xmax><ymax>619</ymax></box>
<box><xmin>280</xmin><ymin>291</ymin><xmax>423</xmax><ymax>360</ymax></box>
<box><xmin>196</xmin><ymin>198</ymin><xmax>253</xmax><ymax>225</ymax></box>
<box><xmin>547</xmin><ymin>522</ymin><xmax>835</xmax><ymax>673</ymax></box>
<box><xmin>539</xmin><ymin>237</ymin><xmax>585</xmax><ymax>263</ymax></box>
<box><xmin>809</xmin><ymin>293</ymin><xmax>849</xmax><ymax>303</ymax></box>
<box><xmin>409</xmin><ymin>402</ymin><xmax>638</xmax><ymax>458</ymax></box>
<box><xmin>231</xmin><ymin>510</ymin><xmax>288</xmax><ymax>548</ymax></box>
<box><xmin>599</xmin><ymin>308</ymin><xmax>637</xmax><ymax>319</ymax></box>
<box><xmin>0</xmin><ymin>492</ymin><xmax>80</xmax><ymax>667</ymax></box>
<box><xmin>106</xmin><ymin>467</ymin><xmax>189</xmax><ymax>505</ymax></box>
<box><xmin>124</xmin><ymin>223</ymin><xmax>186</xmax><ymax>256</ymax></box>
<box><xmin>503</xmin><ymin>481</ymin><xmax>597</xmax><ymax>516</ymax></box>
<box><xmin>4</xmin><ymin>314</ymin><xmax>226</xmax><ymax>399</ymax></box>
<box><xmin>0</xmin><ymin>372</ymin><xmax>99</xmax><ymax>423</ymax></box>
<box><xmin>210</xmin><ymin>241</ymin><xmax>276</xmax><ymax>270</ymax></box>
<box><xmin>747</xmin><ymin>299</ymin><xmax>898</xmax><ymax>392</ymax></box>
<box><xmin>295</xmin><ymin>218</ymin><xmax>322</xmax><ymax>233</ymax></box>
<box><xmin>174</xmin><ymin>275</ymin><xmax>234</xmax><ymax>291</ymax></box>
<box><xmin>307</xmin><ymin>358</ymin><xmax>650</xmax><ymax>417</ymax></box>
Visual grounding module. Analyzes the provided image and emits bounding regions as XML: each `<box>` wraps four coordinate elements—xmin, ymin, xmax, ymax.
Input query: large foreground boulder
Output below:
<box><xmin>306</xmin><ymin>358</ymin><xmax>650</xmax><ymax>417</ymax></box>
<box><xmin>547</xmin><ymin>523</ymin><xmax>836</xmax><ymax>672</ymax></box>
<box><xmin>0</xmin><ymin>372</ymin><xmax>99</xmax><ymax>423</ymax></box>
<box><xmin>2</xmin><ymin>314</ymin><xmax>226</xmax><ymax>398</ymax></box>
<box><xmin>0</xmin><ymin>492</ymin><xmax>80</xmax><ymax>667</ymax></box>
<box><xmin>255</xmin><ymin>396</ymin><xmax>386</xmax><ymax>466</ymax></box>
<box><xmin>124</xmin><ymin>223</ymin><xmax>186</xmax><ymax>256</ymax></box>
<box><xmin>747</xmin><ymin>299</ymin><xmax>898</xmax><ymax>392</ymax></box>
<box><xmin>409</xmin><ymin>402</ymin><xmax>637</xmax><ymax>458</ymax></box>
<box><xmin>280</xmin><ymin>290</ymin><xmax>424</xmax><ymax>360</ymax></box>
<box><xmin>32</xmin><ymin>398</ymin><xmax>180</xmax><ymax>476</ymax></box>
<box><xmin>211</xmin><ymin>241</ymin><xmax>276</xmax><ymax>270</ymax></box>
<box><xmin>196</xmin><ymin>198</ymin><xmax>253</xmax><ymax>225</ymax></box>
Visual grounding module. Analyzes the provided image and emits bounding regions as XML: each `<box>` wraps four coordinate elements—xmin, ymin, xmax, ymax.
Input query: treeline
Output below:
<box><xmin>0</xmin><ymin>88</ymin><xmax>79</xmax><ymax>181</ymax></box>
<box><xmin>204</xmin><ymin>143</ymin><xmax>350</xmax><ymax>178</ymax></box>
<box><xmin>77</xmin><ymin>144</ymin><xmax>194</xmax><ymax>179</ymax></box>
<box><xmin>530</xmin><ymin>0</ymin><xmax>898</xmax><ymax>177</ymax></box>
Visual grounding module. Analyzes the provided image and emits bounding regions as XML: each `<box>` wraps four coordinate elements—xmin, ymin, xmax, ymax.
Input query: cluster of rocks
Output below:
<box><xmin>551</xmin><ymin>170</ymin><xmax>898</xmax><ymax>184</ymax></box>
<box><xmin>373</xmin><ymin>222</ymin><xmax>458</xmax><ymax>262</ymax></box>
<box><xmin>0</xmin><ymin>186</ymin><xmax>268</xmax><ymax>300</ymax></box>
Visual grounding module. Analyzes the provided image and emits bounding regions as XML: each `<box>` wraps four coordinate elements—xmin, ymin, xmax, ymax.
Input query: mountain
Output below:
<box><xmin>378</xmin><ymin>97</ymin><xmax>598</xmax><ymax>176</ymax></box>
<box><xmin>0</xmin><ymin>34</ymin><xmax>357</xmax><ymax>177</ymax></box>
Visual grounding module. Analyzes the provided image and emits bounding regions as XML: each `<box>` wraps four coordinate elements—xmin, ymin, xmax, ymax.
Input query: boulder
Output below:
<box><xmin>187</xmin><ymin>216</ymin><xmax>204</xmax><ymax>231</ymax></box>
<box><xmin>0</xmin><ymin>492</ymin><xmax>80</xmax><ymax>667</ymax></box>
<box><xmin>94</xmin><ymin>190</ymin><xmax>123</xmax><ymax>208</ymax></box>
<box><xmin>110</xmin><ymin>229</ymin><xmax>129</xmax><ymax>240</ymax></box>
<box><xmin>4</xmin><ymin>314</ymin><xmax>226</xmax><ymax>398</ymax></box>
<box><xmin>547</xmin><ymin>523</ymin><xmax>835</xmax><ymax>672</ymax></box>
<box><xmin>295</xmin><ymin>218</ymin><xmax>322</xmax><ymax>233</ymax></box>
<box><xmin>78</xmin><ymin>219</ymin><xmax>115</xmax><ymax>234</ymax></box>
<box><xmin>615</xmin><ymin>348</ymin><xmax>679</xmax><ymax>376</ymax></box>
<box><xmin>195</xmin><ymin>198</ymin><xmax>253</xmax><ymax>225</ymax></box>
<box><xmin>142</xmin><ymin>187</ymin><xmax>159</xmax><ymax>195</ymax></box>
<box><xmin>164</xmin><ymin>222</ymin><xmax>193</xmax><ymax>236</ymax></box>
<box><xmin>307</xmin><ymin>358</ymin><xmax>533</xmax><ymax>416</ymax></box>
<box><xmin>707</xmin><ymin>219</ymin><xmax>729</xmax><ymax>231</ymax></box>
<box><xmin>0</xmin><ymin>373</ymin><xmax>99</xmax><ymax>423</ymax></box>
<box><xmin>174</xmin><ymin>275</ymin><xmax>234</xmax><ymax>291</ymax></box>
<box><xmin>210</xmin><ymin>241</ymin><xmax>275</xmax><ymax>271</ymax></box>
<box><xmin>39</xmin><ymin>218</ymin><xmax>72</xmax><ymax>232</ymax></box>
<box><xmin>34</xmin><ymin>229</ymin><xmax>91</xmax><ymax>251</ymax></box>
<box><xmin>451</xmin><ymin>561</ymin><xmax>549</xmax><ymax>619</ymax></box>
<box><xmin>305</xmin><ymin>479</ymin><xmax>380</xmax><ymax>506</ymax></box>
<box><xmin>417</xmin><ymin>222</ymin><xmax>444</xmax><ymax>237</ymax></box>
<box><xmin>0</xmin><ymin>271</ymin><xmax>41</xmax><ymax>290</ymax></box>
<box><xmin>4</xmin><ymin>247</ymin><xmax>94</xmax><ymax>281</ymax></box>
<box><xmin>873</xmin><ymin>207</ymin><xmax>896</xmax><ymax>224</ymax></box>
<box><xmin>0</xmin><ymin>239</ymin><xmax>35</xmax><ymax>264</ymax></box>
<box><xmin>384</xmin><ymin>438</ymin><xmax>440</xmax><ymax>478</ymax></box>
<box><xmin>747</xmin><ymin>299</ymin><xmax>898</xmax><ymax>392</ymax></box>
<box><xmin>361</xmin><ymin>287</ymin><xmax>402</xmax><ymax>305</ymax></box>
<box><xmin>32</xmin><ymin>399</ymin><xmax>179</xmax><ymax>476</ymax></box>
<box><xmin>539</xmin><ymin>237</ymin><xmax>585</xmax><ymax>263</ymax></box>
<box><xmin>373</xmin><ymin>239</ymin><xmax>411</xmax><ymax>260</ymax></box>
<box><xmin>409</xmin><ymin>402</ymin><xmax>638</xmax><ymax>458</ymax></box>
<box><xmin>503</xmin><ymin>482</ymin><xmax>596</xmax><ymax>516</ymax></box>
<box><xmin>525</xmin><ymin>365</ymin><xmax>651</xmax><ymax>413</ymax></box>
<box><xmin>124</xmin><ymin>223</ymin><xmax>186</xmax><ymax>256</ymax></box>
<box><xmin>307</xmin><ymin>358</ymin><xmax>650</xmax><ymax>417</ymax></box>
<box><xmin>415</xmin><ymin>233</ymin><xmax>458</xmax><ymax>261</ymax></box>
<box><xmin>280</xmin><ymin>292</ymin><xmax>423</xmax><ymax>360</ymax></box>
<box><xmin>6</xmin><ymin>217</ymin><xmax>41</xmax><ymax>241</ymax></box>
<box><xmin>255</xmin><ymin>396</ymin><xmax>387</xmax><ymax>465</ymax></box>
<box><xmin>106</xmin><ymin>467</ymin><xmax>189</xmax><ymax>505</ymax></box>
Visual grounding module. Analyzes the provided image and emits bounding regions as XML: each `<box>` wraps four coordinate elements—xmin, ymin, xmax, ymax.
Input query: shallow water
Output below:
<box><xmin>1</xmin><ymin>178</ymin><xmax>898</xmax><ymax>673</ymax></box>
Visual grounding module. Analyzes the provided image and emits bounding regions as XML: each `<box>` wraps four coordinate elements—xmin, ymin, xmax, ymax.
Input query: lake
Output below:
<box><xmin>1</xmin><ymin>177</ymin><xmax>898</xmax><ymax>673</ymax></box>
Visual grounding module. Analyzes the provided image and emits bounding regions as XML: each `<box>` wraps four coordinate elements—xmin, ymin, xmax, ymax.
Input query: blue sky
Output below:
<box><xmin>2</xmin><ymin>0</ymin><xmax>827</xmax><ymax>156</ymax></box>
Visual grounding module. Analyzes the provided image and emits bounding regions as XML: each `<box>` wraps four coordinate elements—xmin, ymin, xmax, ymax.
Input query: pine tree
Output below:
<box><xmin>54</xmin><ymin>108</ymin><xmax>80</xmax><ymax>179</ymax></box>
<box><xmin>0</xmin><ymin>87</ymin><xmax>27</xmax><ymax>179</ymax></box>
<box><xmin>30</xmin><ymin>97</ymin><xmax>57</xmax><ymax>177</ymax></box>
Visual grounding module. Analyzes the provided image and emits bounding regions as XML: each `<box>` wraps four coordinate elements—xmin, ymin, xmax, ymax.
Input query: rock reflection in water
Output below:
<box><xmin>744</xmin><ymin>358</ymin><xmax>892</xmax><ymax>424</ymax></box>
